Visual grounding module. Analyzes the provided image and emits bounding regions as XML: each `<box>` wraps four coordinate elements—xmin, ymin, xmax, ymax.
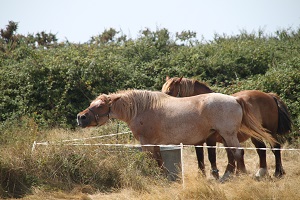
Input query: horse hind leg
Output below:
<box><xmin>220</xmin><ymin>134</ymin><xmax>246</xmax><ymax>182</ymax></box>
<box><xmin>272</xmin><ymin>142</ymin><xmax>286</xmax><ymax>178</ymax></box>
<box><xmin>252</xmin><ymin>136</ymin><xmax>285</xmax><ymax>178</ymax></box>
<box><xmin>251</xmin><ymin>137</ymin><xmax>270</xmax><ymax>180</ymax></box>
<box><xmin>219</xmin><ymin>146</ymin><xmax>236</xmax><ymax>183</ymax></box>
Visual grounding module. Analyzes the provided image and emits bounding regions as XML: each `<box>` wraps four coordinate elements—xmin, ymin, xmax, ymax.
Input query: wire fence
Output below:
<box><xmin>31</xmin><ymin>130</ymin><xmax>300</xmax><ymax>185</ymax></box>
<box><xmin>31</xmin><ymin>131</ymin><xmax>300</xmax><ymax>152</ymax></box>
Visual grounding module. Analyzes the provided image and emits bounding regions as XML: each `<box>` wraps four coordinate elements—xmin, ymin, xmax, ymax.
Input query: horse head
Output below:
<box><xmin>77</xmin><ymin>94</ymin><xmax>112</xmax><ymax>128</ymax></box>
<box><xmin>162</xmin><ymin>76</ymin><xmax>183</xmax><ymax>97</ymax></box>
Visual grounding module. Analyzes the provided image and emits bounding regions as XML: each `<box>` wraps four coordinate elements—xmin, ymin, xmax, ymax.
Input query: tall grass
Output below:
<box><xmin>0</xmin><ymin>118</ymin><xmax>163</xmax><ymax>198</ymax></box>
<box><xmin>87</xmin><ymin>146</ymin><xmax>300</xmax><ymax>200</ymax></box>
<box><xmin>1</xmin><ymin>117</ymin><xmax>300</xmax><ymax>199</ymax></box>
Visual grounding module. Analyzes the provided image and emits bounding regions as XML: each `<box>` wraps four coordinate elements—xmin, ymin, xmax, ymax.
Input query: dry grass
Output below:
<box><xmin>1</xmin><ymin>121</ymin><xmax>299</xmax><ymax>200</ymax></box>
<box><xmin>89</xmin><ymin>143</ymin><xmax>300</xmax><ymax>200</ymax></box>
<box><xmin>89</xmin><ymin>147</ymin><xmax>300</xmax><ymax>200</ymax></box>
<box><xmin>20</xmin><ymin>141</ymin><xmax>300</xmax><ymax>200</ymax></box>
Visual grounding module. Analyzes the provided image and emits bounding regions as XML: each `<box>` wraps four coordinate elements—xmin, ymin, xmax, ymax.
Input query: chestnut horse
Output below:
<box><xmin>77</xmin><ymin>89</ymin><xmax>275</xmax><ymax>179</ymax></box>
<box><xmin>162</xmin><ymin>77</ymin><xmax>292</xmax><ymax>181</ymax></box>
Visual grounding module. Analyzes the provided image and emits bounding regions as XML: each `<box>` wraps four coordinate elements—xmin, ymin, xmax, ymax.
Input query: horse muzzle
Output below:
<box><xmin>77</xmin><ymin>113</ymin><xmax>90</xmax><ymax>128</ymax></box>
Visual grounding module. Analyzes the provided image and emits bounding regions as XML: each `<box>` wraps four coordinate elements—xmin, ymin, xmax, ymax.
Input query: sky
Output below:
<box><xmin>1</xmin><ymin>0</ymin><xmax>300</xmax><ymax>43</ymax></box>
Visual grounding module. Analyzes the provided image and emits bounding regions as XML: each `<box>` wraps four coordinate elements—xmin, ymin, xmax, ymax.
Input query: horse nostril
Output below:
<box><xmin>77</xmin><ymin>114</ymin><xmax>86</xmax><ymax>121</ymax></box>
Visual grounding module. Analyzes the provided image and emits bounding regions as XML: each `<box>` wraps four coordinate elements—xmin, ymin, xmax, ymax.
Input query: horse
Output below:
<box><xmin>77</xmin><ymin>89</ymin><xmax>276</xmax><ymax>180</ymax></box>
<box><xmin>162</xmin><ymin>77</ymin><xmax>292</xmax><ymax>181</ymax></box>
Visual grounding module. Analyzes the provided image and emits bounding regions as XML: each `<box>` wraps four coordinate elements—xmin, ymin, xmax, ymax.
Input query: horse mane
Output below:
<box><xmin>109</xmin><ymin>89</ymin><xmax>168</xmax><ymax>120</ymax></box>
<box><xmin>166</xmin><ymin>77</ymin><xmax>213</xmax><ymax>96</ymax></box>
<box><xmin>177</xmin><ymin>78</ymin><xmax>197</xmax><ymax>96</ymax></box>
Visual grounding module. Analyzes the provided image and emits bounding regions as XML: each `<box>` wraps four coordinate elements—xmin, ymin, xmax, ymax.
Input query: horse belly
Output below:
<box><xmin>165</xmin><ymin>122</ymin><xmax>211</xmax><ymax>145</ymax></box>
<box><xmin>158</xmin><ymin>109</ymin><xmax>214</xmax><ymax>145</ymax></box>
<box><xmin>131</xmin><ymin>111</ymin><xmax>211</xmax><ymax>145</ymax></box>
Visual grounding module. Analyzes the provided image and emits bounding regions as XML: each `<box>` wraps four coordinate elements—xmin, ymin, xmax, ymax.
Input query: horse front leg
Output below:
<box><xmin>195</xmin><ymin>144</ymin><xmax>205</xmax><ymax>176</ymax></box>
<box><xmin>142</xmin><ymin>145</ymin><xmax>163</xmax><ymax>167</ymax></box>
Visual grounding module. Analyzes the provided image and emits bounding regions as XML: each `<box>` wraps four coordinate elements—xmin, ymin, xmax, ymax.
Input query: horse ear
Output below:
<box><xmin>177</xmin><ymin>76</ymin><xmax>183</xmax><ymax>83</ymax></box>
<box><xmin>109</xmin><ymin>95</ymin><xmax>121</xmax><ymax>105</ymax></box>
<box><xmin>166</xmin><ymin>76</ymin><xmax>170</xmax><ymax>81</ymax></box>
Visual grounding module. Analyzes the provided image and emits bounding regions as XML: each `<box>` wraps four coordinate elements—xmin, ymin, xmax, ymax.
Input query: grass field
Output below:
<box><xmin>18</xmin><ymin>132</ymin><xmax>300</xmax><ymax>200</ymax></box>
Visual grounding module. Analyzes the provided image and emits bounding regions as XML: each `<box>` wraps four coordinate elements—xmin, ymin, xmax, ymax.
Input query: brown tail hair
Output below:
<box><xmin>235</xmin><ymin>97</ymin><xmax>276</xmax><ymax>146</ymax></box>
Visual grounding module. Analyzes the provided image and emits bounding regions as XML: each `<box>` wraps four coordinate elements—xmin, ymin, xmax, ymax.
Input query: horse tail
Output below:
<box><xmin>268</xmin><ymin>93</ymin><xmax>292</xmax><ymax>135</ymax></box>
<box><xmin>235</xmin><ymin>97</ymin><xmax>276</xmax><ymax>146</ymax></box>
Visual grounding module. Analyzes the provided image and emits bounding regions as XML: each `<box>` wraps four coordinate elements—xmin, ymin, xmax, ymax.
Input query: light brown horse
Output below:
<box><xmin>162</xmin><ymin>77</ymin><xmax>292</xmax><ymax>181</ymax></box>
<box><xmin>77</xmin><ymin>89</ymin><xmax>275</xmax><ymax>180</ymax></box>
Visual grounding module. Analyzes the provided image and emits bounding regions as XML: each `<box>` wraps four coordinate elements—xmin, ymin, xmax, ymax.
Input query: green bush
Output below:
<box><xmin>0</xmin><ymin>23</ymin><xmax>299</xmax><ymax>135</ymax></box>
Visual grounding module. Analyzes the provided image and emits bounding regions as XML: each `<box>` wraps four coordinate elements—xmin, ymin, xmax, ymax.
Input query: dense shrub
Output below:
<box><xmin>0</xmin><ymin>23</ymin><xmax>299</xmax><ymax>135</ymax></box>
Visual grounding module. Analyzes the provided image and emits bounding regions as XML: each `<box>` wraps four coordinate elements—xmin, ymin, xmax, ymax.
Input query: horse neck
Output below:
<box><xmin>110</xmin><ymin>104</ymin><xmax>129</xmax><ymax>123</ymax></box>
<box><xmin>110</xmin><ymin>90</ymin><xmax>155</xmax><ymax>123</ymax></box>
<box><xmin>193</xmin><ymin>81</ymin><xmax>214</xmax><ymax>95</ymax></box>
<box><xmin>109</xmin><ymin>93</ymin><xmax>133</xmax><ymax>123</ymax></box>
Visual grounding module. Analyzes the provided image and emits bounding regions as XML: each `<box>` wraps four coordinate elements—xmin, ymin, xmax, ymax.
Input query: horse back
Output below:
<box><xmin>232</xmin><ymin>90</ymin><xmax>278</xmax><ymax>134</ymax></box>
<box><xmin>191</xmin><ymin>93</ymin><xmax>243</xmax><ymax>129</ymax></box>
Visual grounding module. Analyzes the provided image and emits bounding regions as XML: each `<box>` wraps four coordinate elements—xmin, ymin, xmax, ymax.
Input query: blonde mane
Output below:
<box><xmin>109</xmin><ymin>90</ymin><xmax>168</xmax><ymax>120</ymax></box>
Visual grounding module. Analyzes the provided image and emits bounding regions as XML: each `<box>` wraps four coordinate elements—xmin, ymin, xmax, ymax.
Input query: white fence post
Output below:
<box><xmin>180</xmin><ymin>143</ymin><xmax>185</xmax><ymax>188</ymax></box>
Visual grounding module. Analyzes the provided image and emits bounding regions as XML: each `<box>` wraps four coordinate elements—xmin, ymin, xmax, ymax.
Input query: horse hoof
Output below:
<box><xmin>255</xmin><ymin>168</ymin><xmax>268</xmax><ymax>177</ymax></box>
<box><xmin>274</xmin><ymin>169</ymin><xmax>286</xmax><ymax>178</ymax></box>
<box><xmin>219</xmin><ymin>171</ymin><xmax>233</xmax><ymax>183</ymax></box>
<box><xmin>211</xmin><ymin>169</ymin><xmax>219</xmax><ymax>180</ymax></box>
<box><xmin>255</xmin><ymin>168</ymin><xmax>270</xmax><ymax>181</ymax></box>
